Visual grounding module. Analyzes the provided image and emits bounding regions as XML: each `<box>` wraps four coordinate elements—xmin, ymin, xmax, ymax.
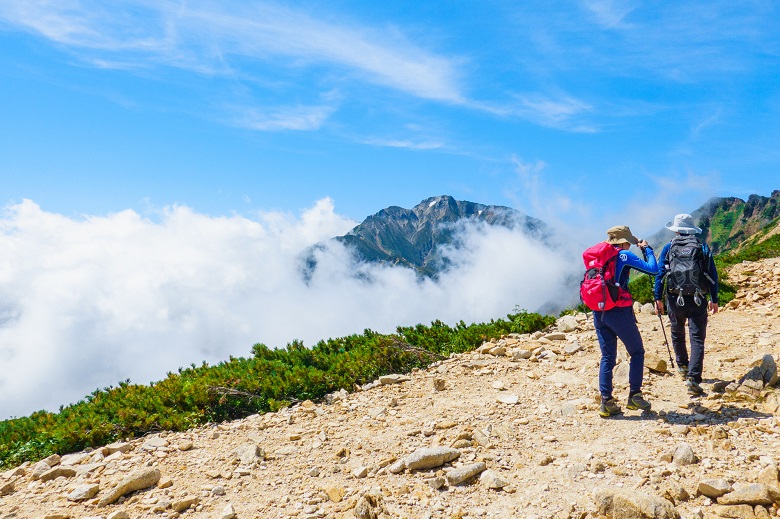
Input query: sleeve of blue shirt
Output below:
<box><xmin>653</xmin><ymin>242</ymin><xmax>671</xmax><ymax>301</ymax></box>
<box><xmin>614</xmin><ymin>245</ymin><xmax>659</xmax><ymax>287</ymax></box>
<box><xmin>703</xmin><ymin>243</ymin><xmax>719</xmax><ymax>303</ymax></box>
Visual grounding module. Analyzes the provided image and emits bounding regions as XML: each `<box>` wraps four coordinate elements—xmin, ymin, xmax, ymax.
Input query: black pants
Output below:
<box><xmin>666</xmin><ymin>294</ymin><xmax>708</xmax><ymax>383</ymax></box>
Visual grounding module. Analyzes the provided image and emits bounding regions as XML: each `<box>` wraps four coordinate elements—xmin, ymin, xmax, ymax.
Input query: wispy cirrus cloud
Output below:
<box><xmin>474</xmin><ymin>93</ymin><xmax>597</xmax><ymax>132</ymax></box>
<box><xmin>0</xmin><ymin>0</ymin><xmax>464</xmax><ymax>102</ymax></box>
<box><xmin>230</xmin><ymin>102</ymin><xmax>339</xmax><ymax>132</ymax></box>
<box><xmin>361</xmin><ymin>138</ymin><xmax>446</xmax><ymax>151</ymax></box>
<box><xmin>581</xmin><ymin>0</ymin><xmax>637</xmax><ymax>30</ymax></box>
<box><xmin>690</xmin><ymin>106</ymin><xmax>723</xmax><ymax>140</ymax></box>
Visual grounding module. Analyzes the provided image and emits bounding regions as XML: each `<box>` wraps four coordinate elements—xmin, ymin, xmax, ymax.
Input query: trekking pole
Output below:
<box><xmin>657</xmin><ymin>311</ymin><xmax>675</xmax><ymax>369</ymax></box>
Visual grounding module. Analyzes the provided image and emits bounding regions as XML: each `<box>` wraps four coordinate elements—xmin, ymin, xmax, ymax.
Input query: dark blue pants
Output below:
<box><xmin>593</xmin><ymin>306</ymin><xmax>645</xmax><ymax>401</ymax></box>
<box><xmin>666</xmin><ymin>294</ymin><xmax>707</xmax><ymax>383</ymax></box>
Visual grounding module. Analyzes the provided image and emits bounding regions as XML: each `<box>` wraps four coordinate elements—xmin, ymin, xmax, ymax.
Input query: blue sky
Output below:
<box><xmin>1</xmin><ymin>1</ymin><xmax>780</xmax><ymax>418</ymax></box>
<box><xmin>1</xmin><ymin>0</ymin><xmax>778</xmax><ymax>230</ymax></box>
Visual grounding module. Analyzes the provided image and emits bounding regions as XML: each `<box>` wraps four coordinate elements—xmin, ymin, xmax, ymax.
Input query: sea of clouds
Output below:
<box><xmin>0</xmin><ymin>198</ymin><xmax>580</xmax><ymax>419</ymax></box>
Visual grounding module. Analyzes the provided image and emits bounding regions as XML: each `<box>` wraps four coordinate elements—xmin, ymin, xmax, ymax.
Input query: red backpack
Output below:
<box><xmin>579</xmin><ymin>242</ymin><xmax>632</xmax><ymax>311</ymax></box>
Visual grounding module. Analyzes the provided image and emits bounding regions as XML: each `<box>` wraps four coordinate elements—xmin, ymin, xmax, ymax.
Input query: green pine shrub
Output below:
<box><xmin>0</xmin><ymin>310</ymin><xmax>552</xmax><ymax>469</ymax></box>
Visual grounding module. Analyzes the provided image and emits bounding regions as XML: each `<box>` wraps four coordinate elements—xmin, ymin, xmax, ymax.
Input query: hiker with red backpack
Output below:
<box><xmin>653</xmin><ymin>214</ymin><xmax>719</xmax><ymax>397</ymax></box>
<box><xmin>581</xmin><ymin>225</ymin><xmax>659</xmax><ymax>418</ymax></box>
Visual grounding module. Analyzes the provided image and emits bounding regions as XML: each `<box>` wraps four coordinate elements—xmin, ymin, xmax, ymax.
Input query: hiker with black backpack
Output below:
<box><xmin>653</xmin><ymin>214</ymin><xmax>719</xmax><ymax>397</ymax></box>
<box><xmin>580</xmin><ymin>225</ymin><xmax>659</xmax><ymax>418</ymax></box>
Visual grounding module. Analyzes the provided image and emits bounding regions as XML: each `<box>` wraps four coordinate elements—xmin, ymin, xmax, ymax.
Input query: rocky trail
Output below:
<box><xmin>3</xmin><ymin>258</ymin><xmax>780</xmax><ymax>519</ymax></box>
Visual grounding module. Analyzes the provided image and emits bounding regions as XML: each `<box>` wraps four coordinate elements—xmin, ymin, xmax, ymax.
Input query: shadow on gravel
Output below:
<box><xmin>602</xmin><ymin>411</ymin><xmax>659</xmax><ymax>421</ymax></box>
<box><xmin>661</xmin><ymin>404</ymin><xmax>773</xmax><ymax>426</ymax></box>
<box><xmin>598</xmin><ymin>404</ymin><xmax>773</xmax><ymax>424</ymax></box>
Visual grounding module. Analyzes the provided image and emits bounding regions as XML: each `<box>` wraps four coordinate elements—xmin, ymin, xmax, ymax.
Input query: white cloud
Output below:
<box><xmin>362</xmin><ymin>138</ymin><xmax>446</xmax><ymax>150</ymax></box>
<box><xmin>0</xmin><ymin>198</ymin><xmax>577</xmax><ymax>419</ymax></box>
<box><xmin>231</xmin><ymin>102</ymin><xmax>338</xmax><ymax>132</ymax></box>
<box><xmin>581</xmin><ymin>0</ymin><xmax>637</xmax><ymax>30</ymax></box>
<box><xmin>474</xmin><ymin>93</ymin><xmax>597</xmax><ymax>132</ymax></box>
<box><xmin>690</xmin><ymin>106</ymin><xmax>723</xmax><ymax>140</ymax></box>
<box><xmin>0</xmin><ymin>0</ymin><xmax>463</xmax><ymax>102</ymax></box>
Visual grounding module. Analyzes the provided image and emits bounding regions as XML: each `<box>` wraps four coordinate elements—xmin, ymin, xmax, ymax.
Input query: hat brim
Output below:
<box><xmin>665</xmin><ymin>222</ymin><xmax>702</xmax><ymax>234</ymax></box>
<box><xmin>606</xmin><ymin>236</ymin><xmax>638</xmax><ymax>245</ymax></box>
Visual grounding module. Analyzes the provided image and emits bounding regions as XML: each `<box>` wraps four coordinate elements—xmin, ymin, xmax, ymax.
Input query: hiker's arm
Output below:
<box><xmin>622</xmin><ymin>246</ymin><xmax>658</xmax><ymax>276</ymax></box>
<box><xmin>706</xmin><ymin>248</ymin><xmax>719</xmax><ymax>312</ymax></box>
<box><xmin>653</xmin><ymin>243</ymin><xmax>670</xmax><ymax>313</ymax></box>
<box><xmin>706</xmin><ymin>250</ymin><xmax>719</xmax><ymax>304</ymax></box>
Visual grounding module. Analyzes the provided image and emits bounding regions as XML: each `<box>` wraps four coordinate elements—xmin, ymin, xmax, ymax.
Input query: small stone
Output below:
<box><xmin>105</xmin><ymin>442</ymin><xmax>132</xmax><ymax>454</ymax></box>
<box><xmin>40</xmin><ymin>466</ymin><xmax>77</xmax><ymax>482</ymax></box>
<box><xmin>426</xmin><ymin>476</ymin><xmax>446</xmax><ymax>489</ymax></box>
<box><xmin>557</xmin><ymin>315</ymin><xmax>579</xmax><ymax>333</ymax></box>
<box><xmin>496</xmin><ymin>392</ymin><xmax>519</xmax><ymax>404</ymax></box>
<box><xmin>404</xmin><ymin>447</ymin><xmax>461</xmax><ymax>470</ymax></box>
<box><xmin>446</xmin><ymin>462</ymin><xmax>486</xmax><ymax>486</ymax></box>
<box><xmin>672</xmin><ymin>442</ymin><xmax>698</xmax><ymax>465</ymax></box>
<box><xmin>480</xmin><ymin>469</ymin><xmax>509</xmax><ymax>489</ymax></box>
<box><xmin>325</xmin><ymin>486</ymin><xmax>345</xmax><ymax>503</ymax></box>
<box><xmin>698</xmin><ymin>479</ymin><xmax>733</xmax><ymax>499</ymax></box>
<box><xmin>718</xmin><ymin>484</ymin><xmax>776</xmax><ymax>506</ymax></box>
<box><xmin>378</xmin><ymin>374</ymin><xmax>411</xmax><ymax>385</ymax></box>
<box><xmin>221</xmin><ymin>503</ymin><xmax>237</xmax><ymax>519</ymax></box>
<box><xmin>177</xmin><ymin>440</ymin><xmax>194</xmax><ymax>451</ymax></box>
<box><xmin>354</xmin><ymin>488</ymin><xmax>388</xmax><ymax>519</ymax></box>
<box><xmin>66</xmin><ymin>483</ymin><xmax>100</xmax><ymax>501</ymax></box>
<box><xmin>235</xmin><ymin>443</ymin><xmax>265</xmax><ymax>465</ymax></box>
<box><xmin>712</xmin><ymin>504</ymin><xmax>756</xmax><ymax>519</ymax></box>
<box><xmin>172</xmin><ymin>496</ymin><xmax>199</xmax><ymax>513</ymax></box>
<box><xmin>0</xmin><ymin>479</ymin><xmax>15</xmax><ymax>496</ymax></box>
<box><xmin>97</xmin><ymin>467</ymin><xmax>161</xmax><ymax>507</ymax></box>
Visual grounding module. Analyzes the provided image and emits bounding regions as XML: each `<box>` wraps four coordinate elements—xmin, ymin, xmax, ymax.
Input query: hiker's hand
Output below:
<box><xmin>637</xmin><ymin>239</ymin><xmax>649</xmax><ymax>250</ymax></box>
<box><xmin>709</xmin><ymin>302</ymin><xmax>718</xmax><ymax>314</ymax></box>
<box><xmin>655</xmin><ymin>300</ymin><xmax>664</xmax><ymax>315</ymax></box>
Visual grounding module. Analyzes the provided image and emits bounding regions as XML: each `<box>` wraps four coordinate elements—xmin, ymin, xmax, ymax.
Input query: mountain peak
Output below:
<box><xmin>304</xmin><ymin>196</ymin><xmax>549</xmax><ymax>279</ymax></box>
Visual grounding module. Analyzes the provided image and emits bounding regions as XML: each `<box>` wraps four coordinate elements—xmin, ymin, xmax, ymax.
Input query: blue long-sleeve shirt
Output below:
<box><xmin>652</xmin><ymin>240</ymin><xmax>719</xmax><ymax>303</ymax></box>
<box><xmin>614</xmin><ymin>246</ymin><xmax>659</xmax><ymax>289</ymax></box>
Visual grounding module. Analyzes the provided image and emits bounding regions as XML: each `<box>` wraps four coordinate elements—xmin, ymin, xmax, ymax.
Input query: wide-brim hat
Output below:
<box><xmin>665</xmin><ymin>213</ymin><xmax>702</xmax><ymax>234</ymax></box>
<box><xmin>606</xmin><ymin>225</ymin><xmax>639</xmax><ymax>245</ymax></box>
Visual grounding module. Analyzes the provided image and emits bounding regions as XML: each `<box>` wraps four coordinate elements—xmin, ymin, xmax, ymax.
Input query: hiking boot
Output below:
<box><xmin>598</xmin><ymin>398</ymin><xmax>622</xmax><ymax>418</ymax></box>
<box><xmin>626</xmin><ymin>392</ymin><xmax>652</xmax><ymax>411</ymax></box>
<box><xmin>686</xmin><ymin>378</ymin><xmax>704</xmax><ymax>396</ymax></box>
<box><xmin>677</xmin><ymin>364</ymin><xmax>688</xmax><ymax>378</ymax></box>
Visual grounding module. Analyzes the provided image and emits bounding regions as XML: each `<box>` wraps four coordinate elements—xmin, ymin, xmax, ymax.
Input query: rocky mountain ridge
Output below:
<box><xmin>306</xmin><ymin>195</ymin><xmax>549</xmax><ymax>278</ymax></box>
<box><xmin>3</xmin><ymin>258</ymin><xmax>780</xmax><ymax>519</ymax></box>
<box><xmin>648</xmin><ymin>191</ymin><xmax>780</xmax><ymax>254</ymax></box>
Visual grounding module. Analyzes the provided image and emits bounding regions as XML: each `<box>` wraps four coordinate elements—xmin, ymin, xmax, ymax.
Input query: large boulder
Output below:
<box><xmin>593</xmin><ymin>486</ymin><xmax>679</xmax><ymax>519</ymax></box>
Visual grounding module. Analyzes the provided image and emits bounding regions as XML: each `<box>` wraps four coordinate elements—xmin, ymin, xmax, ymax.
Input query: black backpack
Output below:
<box><xmin>665</xmin><ymin>234</ymin><xmax>711</xmax><ymax>296</ymax></box>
